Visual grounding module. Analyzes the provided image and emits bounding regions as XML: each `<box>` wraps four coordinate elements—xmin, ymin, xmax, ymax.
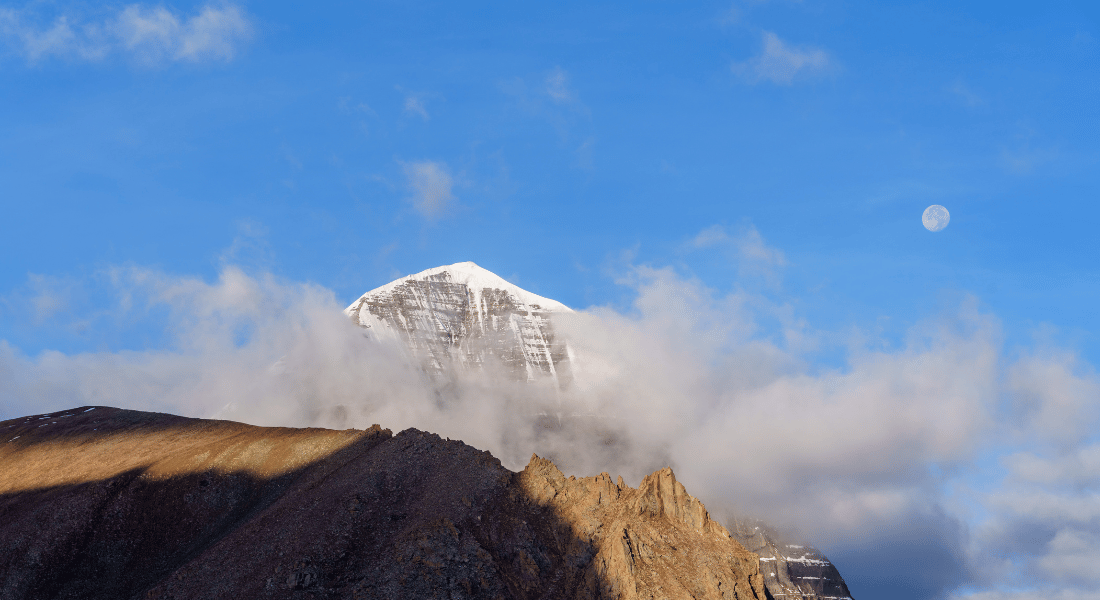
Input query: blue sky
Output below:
<box><xmin>2</xmin><ymin>2</ymin><xmax>1099</xmax><ymax>599</ymax></box>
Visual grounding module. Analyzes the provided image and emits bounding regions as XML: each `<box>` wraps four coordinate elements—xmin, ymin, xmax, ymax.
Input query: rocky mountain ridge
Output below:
<box><xmin>1</xmin><ymin>406</ymin><xmax>768</xmax><ymax>600</ymax></box>
<box><xmin>345</xmin><ymin>262</ymin><xmax>854</xmax><ymax>600</ymax></box>
<box><xmin>728</xmin><ymin>518</ymin><xmax>853</xmax><ymax>600</ymax></box>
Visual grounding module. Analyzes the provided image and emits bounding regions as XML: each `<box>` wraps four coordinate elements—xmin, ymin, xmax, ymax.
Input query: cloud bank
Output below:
<box><xmin>0</xmin><ymin>3</ymin><xmax>252</xmax><ymax>64</ymax></box>
<box><xmin>2</xmin><ymin>234</ymin><xmax>1098</xmax><ymax>600</ymax></box>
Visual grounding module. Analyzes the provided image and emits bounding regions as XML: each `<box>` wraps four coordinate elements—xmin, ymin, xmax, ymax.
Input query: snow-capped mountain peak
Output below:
<box><xmin>344</xmin><ymin>262</ymin><xmax>572</xmax><ymax>381</ymax></box>
<box><xmin>347</xmin><ymin>261</ymin><xmax>572</xmax><ymax>316</ymax></box>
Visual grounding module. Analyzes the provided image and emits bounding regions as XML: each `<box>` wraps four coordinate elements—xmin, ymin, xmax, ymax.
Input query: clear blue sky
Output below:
<box><xmin>2</xmin><ymin>2</ymin><xmax>1099</xmax><ymax>599</ymax></box>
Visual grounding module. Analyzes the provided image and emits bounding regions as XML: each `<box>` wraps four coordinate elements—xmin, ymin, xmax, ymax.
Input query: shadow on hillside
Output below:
<box><xmin>0</xmin><ymin>406</ymin><xmax>611</xmax><ymax>600</ymax></box>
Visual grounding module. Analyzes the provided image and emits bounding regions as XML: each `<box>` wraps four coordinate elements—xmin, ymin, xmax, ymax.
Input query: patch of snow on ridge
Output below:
<box><xmin>784</xmin><ymin>556</ymin><xmax>831</xmax><ymax>565</ymax></box>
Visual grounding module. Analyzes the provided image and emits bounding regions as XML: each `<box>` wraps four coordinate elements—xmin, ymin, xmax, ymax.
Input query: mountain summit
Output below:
<box><xmin>345</xmin><ymin>263</ymin><xmax>855</xmax><ymax>600</ymax></box>
<box><xmin>345</xmin><ymin>262</ymin><xmax>573</xmax><ymax>382</ymax></box>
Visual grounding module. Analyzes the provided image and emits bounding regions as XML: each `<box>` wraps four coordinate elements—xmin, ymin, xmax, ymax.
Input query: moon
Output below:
<box><xmin>922</xmin><ymin>205</ymin><xmax>950</xmax><ymax>232</ymax></box>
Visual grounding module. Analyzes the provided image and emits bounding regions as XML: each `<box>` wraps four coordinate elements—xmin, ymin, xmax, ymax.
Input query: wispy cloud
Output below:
<box><xmin>950</xmin><ymin>81</ymin><xmax>985</xmax><ymax>107</ymax></box>
<box><xmin>499</xmin><ymin>67</ymin><xmax>591</xmax><ymax>147</ymax></box>
<box><xmin>403</xmin><ymin>95</ymin><xmax>429</xmax><ymax>120</ymax></box>
<box><xmin>716</xmin><ymin>5</ymin><xmax>742</xmax><ymax>27</ymax></box>
<box><xmin>545</xmin><ymin>66</ymin><xmax>577</xmax><ymax>104</ymax></box>
<box><xmin>0</xmin><ymin>3</ymin><xmax>253</xmax><ymax>65</ymax></box>
<box><xmin>1000</xmin><ymin>145</ymin><xmax>1059</xmax><ymax>175</ymax></box>
<box><xmin>690</xmin><ymin>224</ymin><xmax>787</xmax><ymax>286</ymax></box>
<box><xmin>575</xmin><ymin>136</ymin><xmax>596</xmax><ymax>170</ymax></box>
<box><xmin>401</xmin><ymin>160</ymin><xmax>455</xmax><ymax>219</ymax></box>
<box><xmin>717</xmin><ymin>0</ymin><xmax>807</xmax><ymax>27</ymax></box>
<box><xmin>733</xmin><ymin>31</ymin><xmax>830</xmax><ymax>84</ymax></box>
<box><xmin>544</xmin><ymin>67</ymin><xmax>591</xmax><ymax>118</ymax></box>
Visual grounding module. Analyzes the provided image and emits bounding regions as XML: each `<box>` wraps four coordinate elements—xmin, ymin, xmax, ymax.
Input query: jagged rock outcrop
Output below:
<box><xmin>344</xmin><ymin>261</ymin><xmax>573</xmax><ymax>382</ymax></box>
<box><xmin>516</xmin><ymin>456</ymin><xmax>767</xmax><ymax>600</ymax></box>
<box><xmin>1</xmin><ymin>407</ymin><xmax>767</xmax><ymax>600</ymax></box>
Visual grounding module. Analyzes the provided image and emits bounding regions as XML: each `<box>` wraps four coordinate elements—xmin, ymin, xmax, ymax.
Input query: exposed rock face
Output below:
<box><xmin>345</xmin><ymin>262</ymin><xmax>573</xmax><ymax>382</ymax></box>
<box><xmin>347</xmin><ymin>262</ymin><xmax>855</xmax><ymax>600</ymax></box>
<box><xmin>1</xmin><ymin>407</ymin><xmax>767</xmax><ymax>600</ymax></box>
<box><xmin>516</xmin><ymin>456</ymin><xmax>767</xmax><ymax>600</ymax></box>
<box><xmin>729</xmin><ymin>519</ymin><xmax>853</xmax><ymax>600</ymax></box>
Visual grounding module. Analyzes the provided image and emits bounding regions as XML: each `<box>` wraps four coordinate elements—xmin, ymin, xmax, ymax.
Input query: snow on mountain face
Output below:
<box><xmin>344</xmin><ymin>262</ymin><xmax>573</xmax><ymax>382</ymax></box>
<box><xmin>729</xmin><ymin>518</ymin><xmax>855</xmax><ymax>600</ymax></box>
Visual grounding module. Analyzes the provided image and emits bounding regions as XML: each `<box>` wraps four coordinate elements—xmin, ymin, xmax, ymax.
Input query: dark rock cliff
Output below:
<box><xmin>1</xmin><ymin>407</ymin><xmax>767</xmax><ymax>600</ymax></box>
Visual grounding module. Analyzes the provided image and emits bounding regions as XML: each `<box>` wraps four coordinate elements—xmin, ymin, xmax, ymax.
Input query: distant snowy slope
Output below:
<box><xmin>729</xmin><ymin>517</ymin><xmax>854</xmax><ymax>600</ymax></box>
<box><xmin>345</xmin><ymin>262</ymin><xmax>573</xmax><ymax>382</ymax></box>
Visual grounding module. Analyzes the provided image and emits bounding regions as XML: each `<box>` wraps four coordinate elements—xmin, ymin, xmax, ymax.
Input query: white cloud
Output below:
<box><xmin>3</xmin><ymin>239</ymin><xmax>1100</xmax><ymax>599</ymax></box>
<box><xmin>0</xmin><ymin>10</ymin><xmax>107</xmax><ymax>61</ymax></box>
<box><xmin>690</xmin><ymin>224</ymin><xmax>731</xmax><ymax>248</ymax></box>
<box><xmin>1037</xmin><ymin>529</ymin><xmax>1100</xmax><ymax>586</ymax></box>
<box><xmin>499</xmin><ymin>67</ymin><xmax>590</xmax><ymax>149</ymax></box>
<box><xmin>716</xmin><ymin>6</ymin><xmax>742</xmax><ymax>26</ymax></box>
<box><xmin>733</xmin><ymin>31</ymin><xmax>830</xmax><ymax>84</ymax></box>
<box><xmin>403</xmin><ymin>95</ymin><xmax>429</xmax><ymax>120</ymax></box>
<box><xmin>1005</xmin><ymin>445</ymin><xmax>1100</xmax><ymax>487</ymax></box>
<box><xmin>0</xmin><ymin>3</ymin><xmax>252</xmax><ymax>65</ymax></box>
<box><xmin>1007</xmin><ymin>350</ymin><xmax>1100</xmax><ymax>443</ymax></box>
<box><xmin>1000</xmin><ymin>145</ymin><xmax>1059</xmax><ymax>175</ymax></box>
<box><xmin>24</xmin><ymin>273</ymin><xmax>78</xmax><ymax>323</ymax></box>
<box><xmin>546</xmin><ymin>66</ymin><xmax>576</xmax><ymax>104</ymax></box>
<box><xmin>691</xmin><ymin>224</ymin><xmax>786</xmax><ymax>269</ymax></box>
<box><xmin>575</xmin><ymin>136</ymin><xmax>595</xmax><ymax>170</ymax></box>
<box><xmin>690</xmin><ymin>224</ymin><xmax>787</xmax><ymax>286</ymax></box>
<box><xmin>951</xmin><ymin>81</ymin><xmax>985</xmax><ymax>107</ymax></box>
<box><xmin>401</xmin><ymin>160</ymin><xmax>455</xmax><ymax>219</ymax></box>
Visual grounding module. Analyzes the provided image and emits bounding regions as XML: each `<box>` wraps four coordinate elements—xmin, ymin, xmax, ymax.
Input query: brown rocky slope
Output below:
<box><xmin>1</xmin><ymin>407</ymin><xmax>768</xmax><ymax>600</ymax></box>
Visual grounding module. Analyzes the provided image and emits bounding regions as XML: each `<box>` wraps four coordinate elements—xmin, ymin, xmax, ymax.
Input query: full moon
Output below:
<box><xmin>922</xmin><ymin>205</ymin><xmax>950</xmax><ymax>232</ymax></box>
